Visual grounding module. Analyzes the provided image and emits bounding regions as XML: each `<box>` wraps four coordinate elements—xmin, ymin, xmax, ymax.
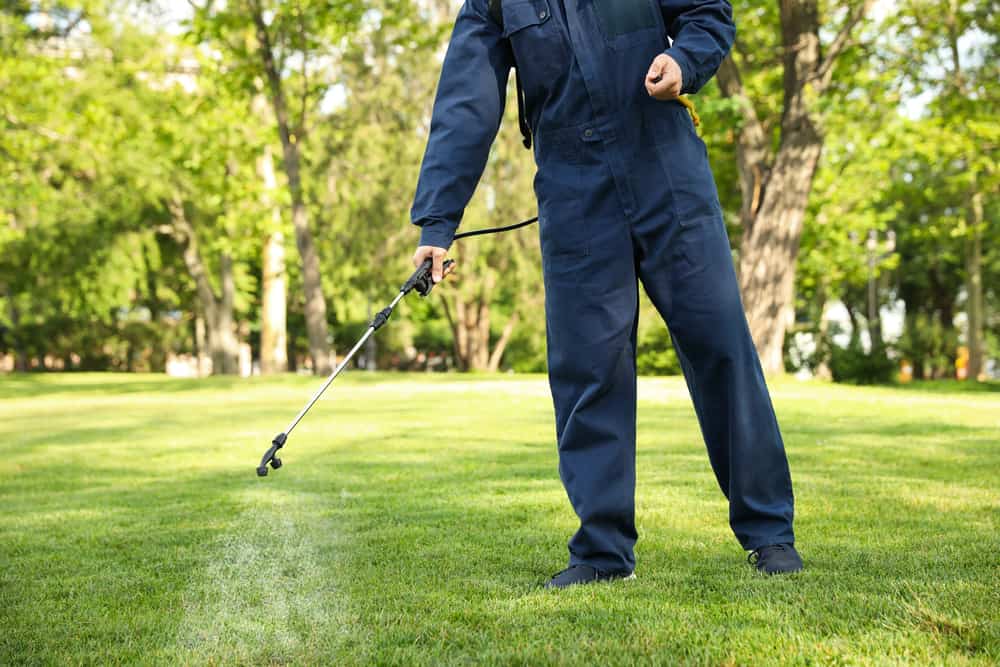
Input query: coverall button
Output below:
<box><xmin>583</xmin><ymin>128</ymin><xmax>594</xmax><ymax>138</ymax></box>
<box><xmin>539</xmin><ymin>10</ymin><xmax>547</xmax><ymax>19</ymax></box>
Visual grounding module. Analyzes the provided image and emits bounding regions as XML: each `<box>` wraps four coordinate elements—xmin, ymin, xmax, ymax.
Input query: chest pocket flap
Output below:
<box><xmin>502</xmin><ymin>0</ymin><xmax>552</xmax><ymax>37</ymax></box>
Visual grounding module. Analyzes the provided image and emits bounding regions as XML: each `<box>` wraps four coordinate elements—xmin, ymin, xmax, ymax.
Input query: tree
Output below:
<box><xmin>165</xmin><ymin>198</ymin><xmax>242</xmax><ymax>375</ymax></box>
<box><xmin>886</xmin><ymin>0</ymin><xmax>998</xmax><ymax>380</ymax></box>
<box><xmin>438</xmin><ymin>114</ymin><xmax>539</xmax><ymax>372</ymax></box>
<box><xmin>0</xmin><ymin>1</ymin><xmax>174</xmax><ymax>371</ymax></box>
<box><xmin>187</xmin><ymin>0</ymin><xmax>367</xmax><ymax>374</ymax></box>
<box><xmin>715</xmin><ymin>0</ymin><xmax>879</xmax><ymax>373</ymax></box>
<box><xmin>316</xmin><ymin>0</ymin><xmax>540</xmax><ymax>372</ymax></box>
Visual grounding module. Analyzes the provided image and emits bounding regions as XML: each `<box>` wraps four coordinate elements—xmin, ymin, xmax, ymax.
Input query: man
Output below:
<box><xmin>410</xmin><ymin>0</ymin><xmax>802</xmax><ymax>588</ymax></box>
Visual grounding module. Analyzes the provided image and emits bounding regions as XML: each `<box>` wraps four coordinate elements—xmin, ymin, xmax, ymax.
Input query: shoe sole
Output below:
<box><xmin>544</xmin><ymin>572</ymin><xmax>637</xmax><ymax>590</ymax></box>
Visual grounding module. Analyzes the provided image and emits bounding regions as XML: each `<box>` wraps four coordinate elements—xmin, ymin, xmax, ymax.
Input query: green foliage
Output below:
<box><xmin>0</xmin><ymin>3</ymin><xmax>173</xmax><ymax>367</ymax></box>
<box><xmin>499</xmin><ymin>323</ymin><xmax>547</xmax><ymax>373</ymax></box>
<box><xmin>790</xmin><ymin>0</ymin><xmax>999</xmax><ymax>383</ymax></box>
<box><xmin>636</xmin><ymin>318</ymin><xmax>682</xmax><ymax>376</ymax></box>
<box><xmin>1</xmin><ymin>1</ymin><xmax>997</xmax><ymax>378</ymax></box>
<box><xmin>896</xmin><ymin>312</ymin><xmax>961</xmax><ymax>380</ymax></box>
<box><xmin>829</xmin><ymin>340</ymin><xmax>897</xmax><ymax>385</ymax></box>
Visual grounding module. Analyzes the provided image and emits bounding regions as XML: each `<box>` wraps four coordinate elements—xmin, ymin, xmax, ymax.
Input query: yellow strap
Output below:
<box><xmin>678</xmin><ymin>95</ymin><xmax>701</xmax><ymax>127</ymax></box>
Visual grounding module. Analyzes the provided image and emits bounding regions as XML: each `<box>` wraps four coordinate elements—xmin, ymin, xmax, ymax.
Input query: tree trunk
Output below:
<box><xmin>257</xmin><ymin>143</ymin><xmax>288</xmax><ymax>374</ymax></box>
<box><xmin>168</xmin><ymin>199</ymin><xmax>240</xmax><ymax>375</ymax></box>
<box><xmin>215</xmin><ymin>252</ymin><xmax>241</xmax><ymax>375</ymax></box>
<box><xmin>904</xmin><ymin>312</ymin><xmax>927</xmax><ymax>381</ymax></box>
<box><xmin>736</xmin><ymin>138</ymin><xmax>823</xmax><ymax>373</ymax></box>
<box><xmin>487</xmin><ymin>311</ymin><xmax>519</xmax><ymax>372</ymax></box>
<box><xmin>5</xmin><ymin>287</ymin><xmax>28</xmax><ymax>372</ymax></box>
<box><xmin>141</xmin><ymin>237</ymin><xmax>167</xmax><ymax>372</ymax></box>
<box><xmin>814</xmin><ymin>293</ymin><xmax>832</xmax><ymax>380</ymax></box>
<box><xmin>454</xmin><ymin>296</ymin><xmax>472</xmax><ymax>370</ymax></box>
<box><xmin>867</xmin><ymin>262</ymin><xmax>883</xmax><ymax>351</ymax></box>
<box><xmin>475</xmin><ymin>295</ymin><xmax>491</xmax><ymax>369</ymax></box>
<box><xmin>251</xmin><ymin>3</ymin><xmax>331</xmax><ymax>374</ymax></box>
<box><xmin>439</xmin><ymin>294</ymin><xmax>464</xmax><ymax>371</ymax></box>
<box><xmin>195</xmin><ymin>314</ymin><xmax>208</xmax><ymax>377</ymax></box>
<box><xmin>716</xmin><ymin>0</ymin><xmax>873</xmax><ymax>374</ymax></box>
<box><xmin>447</xmin><ymin>293</ymin><xmax>520</xmax><ymax>372</ymax></box>
<box><xmin>454</xmin><ymin>293</ymin><xmax>492</xmax><ymax>371</ymax></box>
<box><xmin>966</xmin><ymin>190</ymin><xmax>985</xmax><ymax>381</ymax></box>
<box><xmin>449</xmin><ymin>273</ymin><xmax>495</xmax><ymax>371</ymax></box>
<box><xmin>260</xmin><ymin>229</ymin><xmax>288</xmax><ymax>374</ymax></box>
<box><xmin>843</xmin><ymin>297</ymin><xmax>860</xmax><ymax>345</ymax></box>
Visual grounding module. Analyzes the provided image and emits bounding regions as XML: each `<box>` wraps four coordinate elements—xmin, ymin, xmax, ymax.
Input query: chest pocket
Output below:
<box><xmin>502</xmin><ymin>0</ymin><xmax>570</xmax><ymax>87</ymax></box>
<box><xmin>592</xmin><ymin>0</ymin><xmax>664</xmax><ymax>50</ymax></box>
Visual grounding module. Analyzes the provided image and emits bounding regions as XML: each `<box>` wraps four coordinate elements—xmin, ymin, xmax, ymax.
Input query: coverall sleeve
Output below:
<box><xmin>659</xmin><ymin>0</ymin><xmax>735</xmax><ymax>95</ymax></box>
<box><xmin>410</xmin><ymin>0</ymin><xmax>514</xmax><ymax>250</ymax></box>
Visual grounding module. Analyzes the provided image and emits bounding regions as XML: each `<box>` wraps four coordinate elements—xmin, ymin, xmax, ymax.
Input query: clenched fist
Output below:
<box><xmin>645</xmin><ymin>54</ymin><xmax>683</xmax><ymax>101</ymax></box>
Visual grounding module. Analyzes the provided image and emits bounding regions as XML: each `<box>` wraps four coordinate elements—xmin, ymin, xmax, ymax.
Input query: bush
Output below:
<box><xmin>896</xmin><ymin>312</ymin><xmax>958</xmax><ymax>380</ymax></box>
<box><xmin>829</xmin><ymin>340</ymin><xmax>896</xmax><ymax>385</ymax></box>
<box><xmin>636</xmin><ymin>323</ymin><xmax>682</xmax><ymax>376</ymax></box>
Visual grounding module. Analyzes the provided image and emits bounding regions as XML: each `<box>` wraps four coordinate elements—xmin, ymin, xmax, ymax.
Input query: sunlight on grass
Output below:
<box><xmin>1</xmin><ymin>373</ymin><xmax>998</xmax><ymax>665</ymax></box>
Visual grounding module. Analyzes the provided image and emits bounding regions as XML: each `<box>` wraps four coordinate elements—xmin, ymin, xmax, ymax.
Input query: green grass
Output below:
<box><xmin>2</xmin><ymin>372</ymin><xmax>998</xmax><ymax>665</ymax></box>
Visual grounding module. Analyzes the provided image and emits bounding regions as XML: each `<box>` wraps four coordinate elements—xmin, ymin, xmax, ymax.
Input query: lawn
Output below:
<box><xmin>1</xmin><ymin>372</ymin><xmax>998</xmax><ymax>665</ymax></box>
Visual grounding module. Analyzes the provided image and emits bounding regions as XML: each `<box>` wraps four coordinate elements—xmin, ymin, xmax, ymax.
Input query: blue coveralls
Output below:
<box><xmin>411</xmin><ymin>0</ymin><xmax>795</xmax><ymax>574</ymax></box>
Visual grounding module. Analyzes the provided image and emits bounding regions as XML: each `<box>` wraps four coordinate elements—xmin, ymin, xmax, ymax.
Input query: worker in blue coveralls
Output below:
<box><xmin>410</xmin><ymin>0</ymin><xmax>803</xmax><ymax>588</ymax></box>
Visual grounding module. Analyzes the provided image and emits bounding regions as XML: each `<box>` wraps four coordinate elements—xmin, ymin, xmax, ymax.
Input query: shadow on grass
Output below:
<box><xmin>0</xmin><ymin>370</ymin><xmax>542</xmax><ymax>401</ymax></box>
<box><xmin>0</xmin><ymin>374</ymin><xmax>242</xmax><ymax>399</ymax></box>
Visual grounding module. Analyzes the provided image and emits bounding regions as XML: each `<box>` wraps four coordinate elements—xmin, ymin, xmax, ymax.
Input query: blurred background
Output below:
<box><xmin>0</xmin><ymin>0</ymin><xmax>996</xmax><ymax>384</ymax></box>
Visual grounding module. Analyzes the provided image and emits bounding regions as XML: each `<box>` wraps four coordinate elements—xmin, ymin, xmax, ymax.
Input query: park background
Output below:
<box><xmin>1</xmin><ymin>0</ymin><xmax>997</xmax><ymax>383</ymax></box>
<box><xmin>2</xmin><ymin>1</ymin><xmax>999</xmax><ymax>665</ymax></box>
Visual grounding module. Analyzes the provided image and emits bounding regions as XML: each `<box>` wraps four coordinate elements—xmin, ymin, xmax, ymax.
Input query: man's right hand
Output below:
<box><xmin>412</xmin><ymin>245</ymin><xmax>454</xmax><ymax>284</ymax></box>
<box><xmin>645</xmin><ymin>54</ymin><xmax>683</xmax><ymax>100</ymax></box>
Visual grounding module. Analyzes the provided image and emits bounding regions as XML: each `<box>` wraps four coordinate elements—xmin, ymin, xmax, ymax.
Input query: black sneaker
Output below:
<box><xmin>544</xmin><ymin>565</ymin><xmax>635</xmax><ymax>589</ymax></box>
<box><xmin>748</xmin><ymin>543</ymin><xmax>803</xmax><ymax>574</ymax></box>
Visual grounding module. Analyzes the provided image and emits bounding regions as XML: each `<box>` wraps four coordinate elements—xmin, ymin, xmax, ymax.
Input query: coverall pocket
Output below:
<box><xmin>542</xmin><ymin>246</ymin><xmax>590</xmax><ymax>289</ymax></box>
<box><xmin>539</xmin><ymin>213</ymin><xmax>589</xmax><ymax>288</ymax></box>
<box><xmin>672</xmin><ymin>214</ymin><xmax>725</xmax><ymax>282</ymax></box>
<box><xmin>591</xmin><ymin>0</ymin><xmax>664</xmax><ymax>50</ymax></box>
<box><xmin>540</xmin><ymin>216</ymin><xmax>633</xmax><ymax>295</ymax></box>
<box><xmin>502</xmin><ymin>0</ymin><xmax>570</xmax><ymax>85</ymax></box>
<box><xmin>644</xmin><ymin>100</ymin><xmax>723</xmax><ymax>223</ymax></box>
<box><xmin>501</xmin><ymin>0</ymin><xmax>551</xmax><ymax>36</ymax></box>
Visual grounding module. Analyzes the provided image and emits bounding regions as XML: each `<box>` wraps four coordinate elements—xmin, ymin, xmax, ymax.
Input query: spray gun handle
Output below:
<box><xmin>402</xmin><ymin>258</ymin><xmax>455</xmax><ymax>297</ymax></box>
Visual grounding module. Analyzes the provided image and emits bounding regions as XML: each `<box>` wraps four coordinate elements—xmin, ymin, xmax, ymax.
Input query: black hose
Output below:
<box><xmin>453</xmin><ymin>217</ymin><xmax>538</xmax><ymax>241</ymax></box>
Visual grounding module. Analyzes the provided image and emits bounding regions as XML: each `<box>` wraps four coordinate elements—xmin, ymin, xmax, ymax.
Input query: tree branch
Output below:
<box><xmin>716</xmin><ymin>55</ymin><xmax>773</xmax><ymax>225</ymax></box>
<box><xmin>716</xmin><ymin>56</ymin><xmax>765</xmax><ymax>145</ymax></box>
<box><xmin>2</xmin><ymin>110</ymin><xmax>66</xmax><ymax>142</ymax></box>
<box><xmin>58</xmin><ymin>10</ymin><xmax>86</xmax><ymax>38</ymax></box>
<box><xmin>815</xmin><ymin>0</ymin><xmax>876</xmax><ymax>91</ymax></box>
<box><xmin>168</xmin><ymin>197</ymin><xmax>221</xmax><ymax>313</ymax></box>
<box><xmin>296</xmin><ymin>1</ymin><xmax>309</xmax><ymax>136</ymax></box>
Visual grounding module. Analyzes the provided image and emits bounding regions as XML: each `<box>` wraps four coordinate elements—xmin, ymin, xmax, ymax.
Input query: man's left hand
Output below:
<box><xmin>645</xmin><ymin>54</ymin><xmax>683</xmax><ymax>100</ymax></box>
